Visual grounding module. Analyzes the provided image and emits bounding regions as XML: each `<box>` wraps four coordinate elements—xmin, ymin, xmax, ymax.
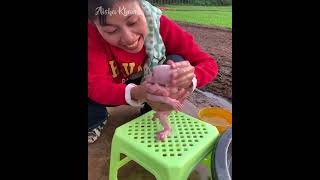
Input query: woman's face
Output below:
<box><xmin>94</xmin><ymin>0</ymin><xmax>148</xmax><ymax>53</ymax></box>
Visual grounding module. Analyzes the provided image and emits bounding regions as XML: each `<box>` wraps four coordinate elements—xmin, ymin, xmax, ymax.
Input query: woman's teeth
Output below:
<box><xmin>125</xmin><ymin>36</ymin><xmax>140</xmax><ymax>49</ymax></box>
<box><xmin>127</xmin><ymin>40</ymin><xmax>138</xmax><ymax>48</ymax></box>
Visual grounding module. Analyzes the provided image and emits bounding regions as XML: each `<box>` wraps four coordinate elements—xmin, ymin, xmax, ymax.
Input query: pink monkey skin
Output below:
<box><xmin>145</xmin><ymin>65</ymin><xmax>189</xmax><ymax>141</ymax></box>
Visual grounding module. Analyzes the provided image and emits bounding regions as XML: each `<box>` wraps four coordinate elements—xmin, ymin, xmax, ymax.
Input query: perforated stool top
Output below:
<box><xmin>112</xmin><ymin>110</ymin><xmax>219</xmax><ymax>168</ymax></box>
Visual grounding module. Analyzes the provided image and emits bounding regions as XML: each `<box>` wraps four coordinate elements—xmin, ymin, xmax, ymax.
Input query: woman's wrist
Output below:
<box><xmin>125</xmin><ymin>83</ymin><xmax>145</xmax><ymax>107</ymax></box>
<box><xmin>191</xmin><ymin>74</ymin><xmax>197</xmax><ymax>92</ymax></box>
<box><xmin>131</xmin><ymin>85</ymin><xmax>144</xmax><ymax>101</ymax></box>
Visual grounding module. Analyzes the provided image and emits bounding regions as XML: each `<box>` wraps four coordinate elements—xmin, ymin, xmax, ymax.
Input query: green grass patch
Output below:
<box><xmin>161</xmin><ymin>5</ymin><xmax>232</xmax><ymax>28</ymax></box>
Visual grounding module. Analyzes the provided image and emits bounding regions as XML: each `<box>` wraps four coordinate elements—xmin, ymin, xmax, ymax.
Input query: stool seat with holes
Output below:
<box><xmin>109</xmin><ymin>110</ymin><xmax>220</xmax><ymax>180</ymax></box>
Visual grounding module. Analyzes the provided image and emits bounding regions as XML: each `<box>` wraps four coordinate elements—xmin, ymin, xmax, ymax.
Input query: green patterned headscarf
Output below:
<box><xmin>140</xmin><ymin>0</ymin><xmax>166</xmax><ymax>81</ymax></box>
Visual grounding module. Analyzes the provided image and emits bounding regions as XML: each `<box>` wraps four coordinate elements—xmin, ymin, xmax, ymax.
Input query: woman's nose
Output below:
<box><xmin>120</xmin><ymin>28</ymin><xmax>136</xmax><ymax>44</ymax></box>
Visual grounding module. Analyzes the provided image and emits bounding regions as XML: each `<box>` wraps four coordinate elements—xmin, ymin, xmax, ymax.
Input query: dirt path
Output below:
<box><xmin>177</xmin><ymin>23</ymin><xmax>232</xmax><ymax>104</ymax></box>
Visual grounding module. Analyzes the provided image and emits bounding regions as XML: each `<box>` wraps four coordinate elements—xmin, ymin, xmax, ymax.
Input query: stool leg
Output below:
<box><xmin>109</xmin><ymin>143</ymin><xmax>120</xmax><ymax>180</ymax></box>
<box><xmin>200</xmin><ymin>152</ymin><xmax>213</xmax><ymax>180</ymax></box>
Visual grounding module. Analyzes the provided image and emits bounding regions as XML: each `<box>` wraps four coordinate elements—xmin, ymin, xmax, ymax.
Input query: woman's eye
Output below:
<box><xmin>128</xmin><ymin>17</ymin><xmax>139</xmax><ymax>26</ymax></box>
<box><xmin>105</xmin><ymin>29</ymin><xmax>117</xmax><ymax>34</ymax></box>
<box><xmin>128</xmin><ymin>21</ymin><xmax>137</xmax><ymax>26</ymax></box>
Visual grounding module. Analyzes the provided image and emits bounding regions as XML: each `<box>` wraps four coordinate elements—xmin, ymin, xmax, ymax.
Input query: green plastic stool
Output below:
<box><xmin>109</xmin><ymin>110</ymin><xmax>220</xmax><ymax>180</ymax></box>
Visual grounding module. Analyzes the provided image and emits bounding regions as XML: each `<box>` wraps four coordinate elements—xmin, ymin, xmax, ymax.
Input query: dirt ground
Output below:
<box><xmin>88</xmin><ymin>24</ymin><xmax>232</xmax><ymax>180</ymax></box>
<box><xmin>178</xmin><ymin>23</ymin><xmax>232</xmax><ymax>104</ymax></box>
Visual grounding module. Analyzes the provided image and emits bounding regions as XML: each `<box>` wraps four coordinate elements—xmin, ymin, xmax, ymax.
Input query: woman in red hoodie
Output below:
<box><xmin>88</xmin><ymin>0</ymin><xmax>218</xmax><ymax>143</ymax></box>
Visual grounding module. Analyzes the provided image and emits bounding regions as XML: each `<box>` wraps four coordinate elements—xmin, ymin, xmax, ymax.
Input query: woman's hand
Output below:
<box><xmin>130</xmin><ymin>76</ymin><xmax>170</xmax><ymax>103</ymax></box>
<box><xmin>130</xmin><ymin>82</ymin><xmax>148</xmax><ymax>103</ymax></box>
<box><xmin>167</xmin><ymin>60</ymin><xmax>195</xmax><ymax>89</ymax></box>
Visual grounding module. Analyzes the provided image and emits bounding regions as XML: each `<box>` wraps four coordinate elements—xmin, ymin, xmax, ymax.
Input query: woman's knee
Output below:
<box><xmin>88</xmin><ymin>98</ymin><xmax>108</xmax><ymax>130</ymax></box>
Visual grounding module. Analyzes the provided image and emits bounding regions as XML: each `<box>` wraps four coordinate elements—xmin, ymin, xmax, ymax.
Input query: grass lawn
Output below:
<box><xmin>161</xmin><ymin>5</ymin><xmax>232</xmax><ymax>28</ymax></box>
